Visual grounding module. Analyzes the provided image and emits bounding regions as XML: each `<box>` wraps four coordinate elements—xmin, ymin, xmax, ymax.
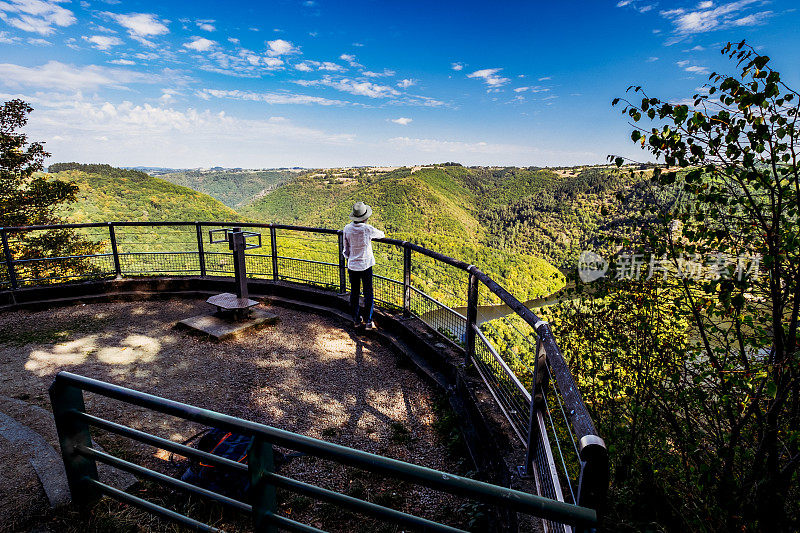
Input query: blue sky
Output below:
<box><xmin>1</xmin><ymin>0</ymin><xmax>797</xmax><ymax>168</ymax></box>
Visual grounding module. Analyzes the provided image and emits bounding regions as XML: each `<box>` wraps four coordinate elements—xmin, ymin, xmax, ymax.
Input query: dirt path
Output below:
<box><xmin>0</xmin><ymin>299</ymin><xmax>474</xmax><ymax>532</ymax></box>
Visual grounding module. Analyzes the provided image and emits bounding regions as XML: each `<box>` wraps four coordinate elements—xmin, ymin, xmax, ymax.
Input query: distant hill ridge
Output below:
<box><xmin>48</xmin><ymin>162</ymin><xmax>240</xmax><ymax>223</ymax></box>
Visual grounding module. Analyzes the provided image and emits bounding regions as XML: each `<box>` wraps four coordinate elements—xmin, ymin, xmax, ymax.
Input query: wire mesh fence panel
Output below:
<box><xmin>541</xmin><ymin>362</ymin><xmax>581</xmax><ymax>506</ymax></box>
<box><xmin>472</xmin><ymin>332</ymin><xmax>530</xmax><ymax>439</ymax></box>
<box><xmin>277</xmin><ymin>256</ymin><xmax>340</xmax><ymax>289</ymax></box>
<box><xmin>273</xmin><ymin>229</ymin><xmax>339</xmax><ymax>288</ymax></box>
<box><xmin>409</xmin><ymin>249</ymin><xmax>468</xmax><ymax>310</ymax></box>
<box><xmin>117</xmin><ymin>252</ymin><xmax>200</xmax><ymax>276</ymax></box>
<box><xmin>409</xmin><ymin>287</ymin><xmax>467</xmax><ymax>346</ymax></box>
<box><xmin>373</xmin><ymin>275</ymin><xmax>403</xmax><ymax>310</ymax></box>
<box><xmin>534</xmin><ymin>424</ymin><xmax>572</xmax><ymax>533</ymax></box>
<box><xmin>114</xmin><ymin>224</ymin><xmax>200</xmax><ymax>276</ymax></box>
<box><xmin>245</xmin><ymin>253</ymin><xmax>273</xmax><ymax>279</ymax></box>
<box><xmin>370</xmin><ymin>240</ymin><xmax>404</xmax><ymax>305</ymax></box>
<box><xmin>6</xmin><ymin>226</ymin><xmax>115</xmax><ymax>286</ymax></box>
<box><xmin>277</xmin><ymin>229</ymin><xmax>339</xmax><ymax>264</ymax></box>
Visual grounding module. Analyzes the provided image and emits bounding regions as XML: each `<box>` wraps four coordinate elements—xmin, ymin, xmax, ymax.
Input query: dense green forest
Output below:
<box><xmin>42</xmin><ymin>161</ymin><xmax>653</xmax><ymax>301</ymax></box>
<box><xmin>241</xmin><ymin>164</ymin><xmax>649</xmax><ymax>269</ymax></box>
<box><xmin>49</xmin><ymin>163</ymin><xmax>240</xmax><ymax>223</ymax></box>
<box><xmin>43</xmin><ymin>163</ymin><xmax>579</xmax><ymax>302</ymax></box>
<box><xmin>158</xmin><ymin>168</ymin><xmax>298</xmax><ymax>208</ymax></box>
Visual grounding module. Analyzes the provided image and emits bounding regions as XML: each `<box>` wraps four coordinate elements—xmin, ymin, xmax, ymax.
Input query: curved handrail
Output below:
<box><xmin>0</xmin><ymin>220</ymin><xmax>607</xmax><ymax>513</ymax></box>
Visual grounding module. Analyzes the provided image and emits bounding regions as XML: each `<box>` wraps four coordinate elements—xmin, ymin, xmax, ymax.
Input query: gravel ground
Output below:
<box><xmin>0</xmin><ymin>299</ymin><xmax>476</xmax><ymax>532</ymax></box>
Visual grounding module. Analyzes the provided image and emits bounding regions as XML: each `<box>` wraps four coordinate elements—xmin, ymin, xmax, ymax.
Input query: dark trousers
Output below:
<box><xmin>348</xmin><ymin>267</ymin><xmax>374</xmax><ymax>323</ymax></box>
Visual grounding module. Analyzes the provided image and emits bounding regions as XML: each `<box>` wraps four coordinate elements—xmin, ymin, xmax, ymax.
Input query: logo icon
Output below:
<box><xmin>577</xmin><ymin>251</ymin><xmax>608</xmax><ymax>283</ymax></box>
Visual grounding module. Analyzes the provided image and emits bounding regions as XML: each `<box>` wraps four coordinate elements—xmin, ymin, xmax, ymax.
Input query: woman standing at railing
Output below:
<box><xmin>342</xmin><ymin>201</ymin><xmax>384</xmax><ymax>330</ymax></box>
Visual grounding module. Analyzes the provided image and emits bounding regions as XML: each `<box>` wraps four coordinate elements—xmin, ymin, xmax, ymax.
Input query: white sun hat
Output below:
<box><xmin>349</xmin><ymin>201</ymin><xmax>372</xmax><ymax>222</ymax></box>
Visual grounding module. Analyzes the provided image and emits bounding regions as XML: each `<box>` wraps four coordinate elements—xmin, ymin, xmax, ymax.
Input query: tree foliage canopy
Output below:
<box><xmin>576</xmin><ymin>40</ymin><xmax>800</xmax><ymax>530</ymax></box>
<box><xmin>0</xmin><ymin>100</ymin><xmax>100</xmax><ymax>284</ymax></box>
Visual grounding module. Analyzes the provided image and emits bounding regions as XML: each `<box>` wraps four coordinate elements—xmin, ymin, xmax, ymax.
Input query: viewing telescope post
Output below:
<box><xmin>205</xmin><ymin>227</ymin><xmax>262</xmax><ymax>319</ymax></box>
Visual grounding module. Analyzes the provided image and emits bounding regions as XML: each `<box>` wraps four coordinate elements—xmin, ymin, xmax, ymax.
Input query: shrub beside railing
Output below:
<box><xmin>0</xmin><ymin>221</ymin><xmax>607</xmax><ymax>527</ymax></box>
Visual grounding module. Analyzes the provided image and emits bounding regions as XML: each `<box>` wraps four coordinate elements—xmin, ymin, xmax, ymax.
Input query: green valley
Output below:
<box><xmin>159</xmin><ymin>168</ymin><xmax>300</xmax><ymax>208</ymax></box>
<box><xmin>48</xmin><ymin>163</ymin><xmax>241</xmax><ymax>223</ymax></box>
<box><xmin>40</xmin><ymin>162</ymin><xmax>652</xmax><ymax>303</ymax></box>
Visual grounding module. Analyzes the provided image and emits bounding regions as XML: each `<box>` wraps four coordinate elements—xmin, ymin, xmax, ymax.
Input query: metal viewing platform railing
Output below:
<box><xmin>1</xmin><ymin>221</ymin><xmax>607</xmax><ymax>532</ymax></box>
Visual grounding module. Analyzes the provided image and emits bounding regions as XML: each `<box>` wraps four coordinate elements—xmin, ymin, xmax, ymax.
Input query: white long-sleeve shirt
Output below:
<box><xmin>342</xmin><ymin>222</ymin><xmax>385</xmax><ymax>271</ymax></box>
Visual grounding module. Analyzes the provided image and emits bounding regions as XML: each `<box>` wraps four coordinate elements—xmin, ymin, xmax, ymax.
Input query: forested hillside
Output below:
<box><xmin>240</xmin><ymin>166</ymin><xmax>484</xmax><ymax>243</ymax></box>
<box><xmin>481</xmin><ymin>167</ymin><xmax>654</xmax><ymax>267</ymax></box>
<box><xmin>241</xmin><ymin>164</ymin><xmax>650</xmax><ymax>269</ymax></box>
<box><xmin>158</xmin><ymin>168</ymin><xmax>299</xmax><ymax>208</ymax></box>
<box><xmin>39</xmin><ymin>162</ymin><xmax>656</xmax><ymax>301</ymax></box>
<box><xmin>48</xmin><ymin>163</ymin><xmax>240</xmax><ymax>223</ymax></box>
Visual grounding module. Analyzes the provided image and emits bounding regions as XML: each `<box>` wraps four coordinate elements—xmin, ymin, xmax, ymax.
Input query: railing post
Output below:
<box><xmin>195</xmin><ymin>222</ymin><xmax>206</xmax><ymax>277</ymax></box>
<box><xmin>337</xmin><ymin>232</ymin><xmax>347</xmax><ymax>294</ymax></box>
<box><xmin>520</xmin><ymin>336</ymin><xmax>542</xmax><ymax>478</ymax></box>
<box><xmin>108</xmin><ymin>223</ymin><xmax>122</xmax><ymax>278</ymax></box>
<box><xmin>577</xmin><ymin>435</ymin><xmax>608</xmax><ymax>517</ymax></box>
<box><xmin>402</xmin><ymin>243</ymin><xmax>411</xmax><ymax>317</ymax></box>
<box><xmin>48</xmin><ymin>375</ymin><xmax>100</xmax><ymax>513</ymax></box>
<box><xmin>249</xmin><ymin>436</ymin><xmax>278</xmax><ymax>533</ymax></box>
<box><xmin>465</xmin><ymin>267</ymin><xmax>478</xmax><ymax>366</ymax></box>
<box><xmin>269</xmin><ymin>225</ymin><xmax>279</xmax><ymax>281</ymax></box>
<box><xmin>1</xmin><ymin>228</ymin><xmax>18</xmax><ymax>290</ymax></box>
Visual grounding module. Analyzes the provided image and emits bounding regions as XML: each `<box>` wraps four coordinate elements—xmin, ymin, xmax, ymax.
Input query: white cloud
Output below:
<box><xmin>0</xmin><ymin>60</ymin><xmax>151</xmax><ymax>90</ymax></box>
<box><xmin>451</xmin><ymin>62</ymin><xmax>464</xmax><ymax>71</ymax></box>
<box><xmin>646</xmin><ymin>56</ymin><xmax>659</xmax><ymax>62</ymax></box>
<box><xmin>296</xmin><ymin>75</ymin><xmax>400</xmax><ymax>98</ymax></box>
<box><xmin>263</xmin><ymin>57</ymin><xmax>284</xmax><ymax>68</ymax></box>
<box><xmin>184</xmin><ymin>36</ymin><xmax>215</xmax><ymax>52</ymax></box>
<box><xmin>514</xmin><ymin>85</ymin><xmax>549</xmax><ymax>93</ymax></box>
<box><xmin>339</xmin><ymin>53</ymin><xmax>360</xmax><ymax>67</ymax></box>
<box><xmin>104</xmin><ymin>12</ymin><xmax>168</xmax><ymax>46</ymax></box>
<box><xmin>84</xmin><ymin>34</ymin><xmax>123</xmax><ymax>50</ymax></box>
<box><xmin>362</xmin><ymin>68</ymin><xmax>395</xmax><ymax>77</ymax></box>
<box><xmin>0</xmin><ymin>0</ymin><xmax>76</xmax><ymax>35</ymax></box>
<box><xmin>197</xmin><ymin>88</ymin><xmax>349</xmax><ymax>106</ymax></box>
<box><xmin>295</xmin><ymin>60</ymin><xmax>342</xmax><ymax>72</ymax></box>
<box><xmin>228</xmin><ymin>37</ymin><xmax>239</xmax><ymax>44</ymax></box>
<box><xmin>467</xmin><ymin>68</ymin><xmax>510</xmax><ymax>88</ymax></box>
<box><xmin>617</xmin><ymin>1</ymin><xmax>660</xmax><ymax>14</ymax></box>
<box><xmin>677</xmin><ymin>60</ymin><xmax>710</xmax><ymax>75</ymax></box>
<box><xmin>14</xmin><ymin>96</ymin><xmax>357</xmax><ymax>167</ymax></box>
<box><xmin>397</xmin><ymin>78</ymin><xmax>415</xmax><ymax>89</ymax></box>
<box><xmin>266</xmin><ymin>38</ymin><xmax>297</xmax><ymax>57</ymax></box>
<box><xmin>319</xmin><ymin>61</ymin><xmax>343</xmax><ymax>71</ymax></box>
<box><xmin>197</xmin><ymin>47</ymin><xmax>285</xmax><ymax>77</ymax></box>
<box><xmin>159</xmin><ymin>88</ymin><xmax>178</xmax><ymax>102</ymax></box>
<box><xmin>538</xmin><ymin>76</ymin><xmax>551</xmax><ymax>81</ymax></box>
<box><xmin>390</xmin><ymin>117</ymin><xmax>412</xmax><ymax>125</ymax></box>
<box><xmin>0</xmin><ymin>30</ymin><xmax>19</xmax><ymax>42</ymax></box>
<box><xmin>26</xmin><ymin>36</ymin><xmax>49</xmax><ymax>45</ymax></box>
<box><xmin>109</xmin><ymin>58</ymin><xmax>135</xmax><ymax>65</ymax></box>
<box><xmin>196</xmin><ymin>20</ymin><xmax>215</xmax><ymax>32</ymax></box>
<box><xmin>661</xmin><ymin>0</ymin><xmax>772</xmax><ymax>37</ymax></box>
